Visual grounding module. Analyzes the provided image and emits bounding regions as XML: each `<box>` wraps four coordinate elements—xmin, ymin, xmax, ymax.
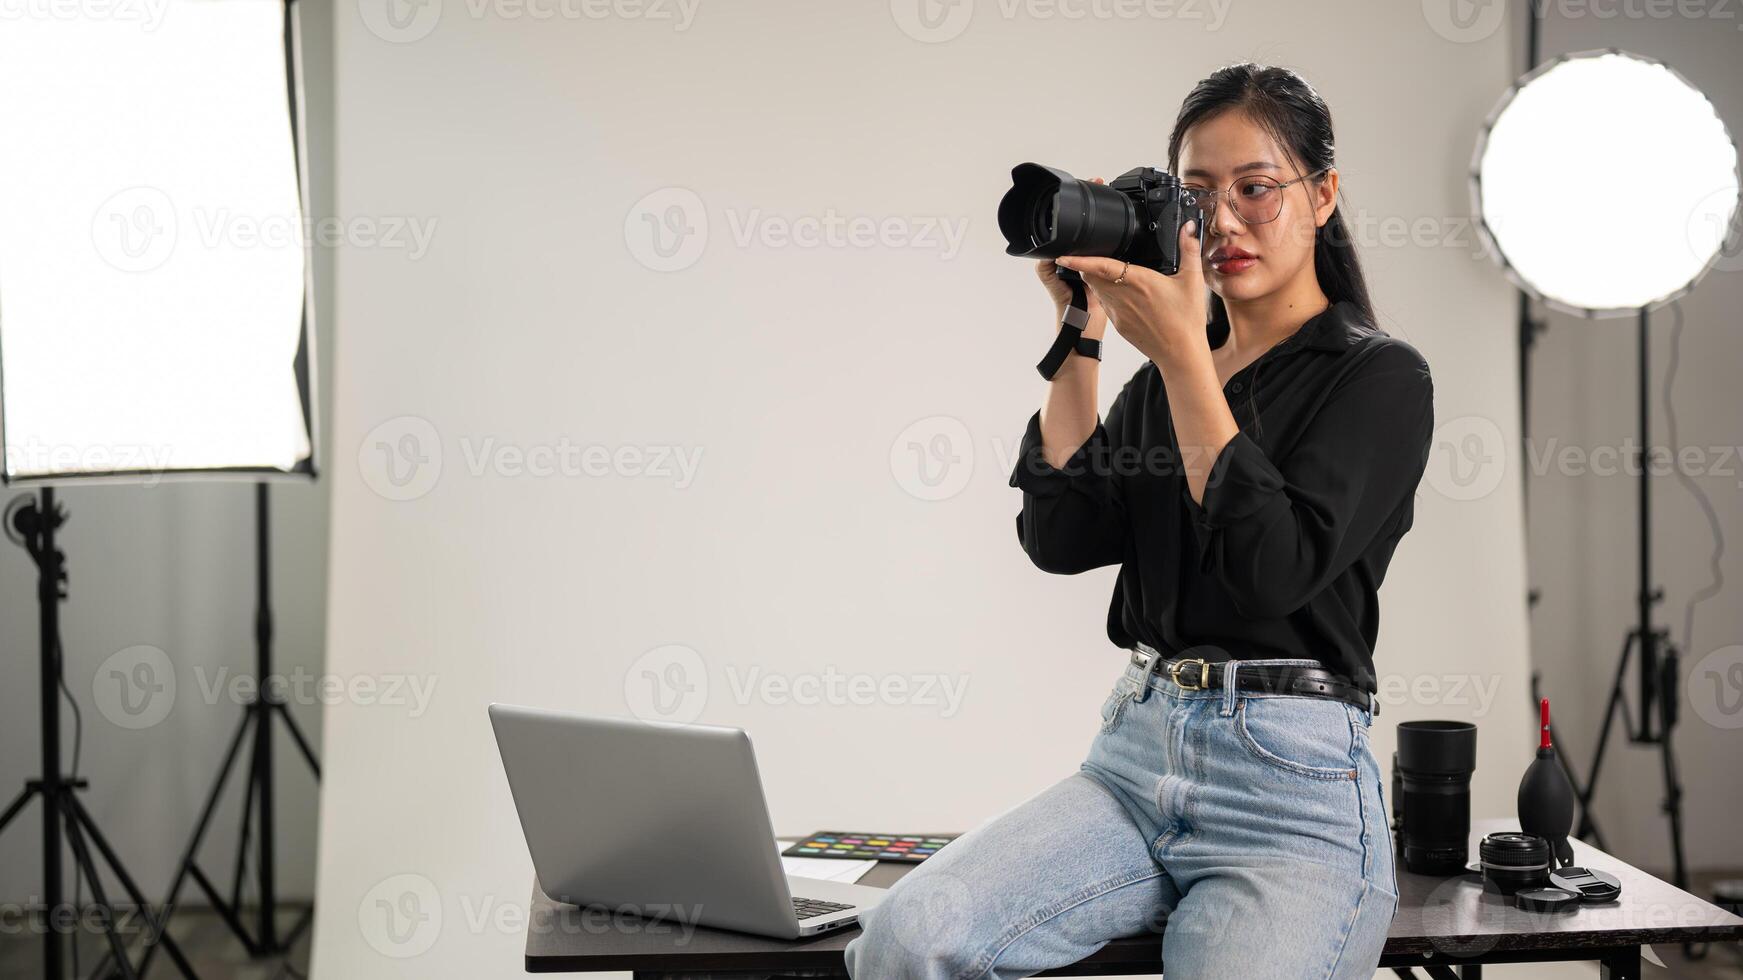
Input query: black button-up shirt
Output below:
<box><xmin>1008</xmin><ymin>300</ymin><xmax>1434</xmax><ymax>694</ymax></box>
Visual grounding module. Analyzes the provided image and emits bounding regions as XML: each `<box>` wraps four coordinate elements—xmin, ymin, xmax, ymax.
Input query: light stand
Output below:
<box><xmin>1512</xmin><ymin>2</ymin><xmax>1591</xmax><ymax>838</ymax></box>
<box><xmin>1570</xmin><ymin>308</ymin><xmax>1689</xmax><ymax>888</ymax></box>
<box><xmin>0</xmin><ymin>0</ymin><xmax>324</xmax><ymax>973</ymax></box>
<box><xmin>0</xmin><ymin>489</ymin><xmax>198</xmax><ymax>979</ymax></box>
<box><xmin>138</xmin><ymin>483</ymin><xmax>322</xmax><ymax>973</ymax></box>
<box><xmin>1473</xmin><ymin>47</ymin><xmax>1734</xmax><ymax>902</ymax></box>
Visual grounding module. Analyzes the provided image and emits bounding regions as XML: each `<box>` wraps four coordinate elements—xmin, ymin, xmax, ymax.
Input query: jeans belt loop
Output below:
<box><xmin>1131</xmin><ymin>644</ymin><xmax>1156</xmax><ymax>703</ymax></box>
<box><xmin>1221</xmin><ymin>660</ymin><xmax>1239</xmax><ymax>716</ymax></box>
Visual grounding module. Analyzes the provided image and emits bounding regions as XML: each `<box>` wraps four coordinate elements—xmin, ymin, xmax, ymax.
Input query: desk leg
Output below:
<box><xmin>1599</xmin><ymin>946</ymin><xmax>1641</xmax><ymax>980</ymax></box>
<box><xmin>1457</xmin><ymin>966</ymin><xmax>1482</xmax><ymax>979</ymax></box>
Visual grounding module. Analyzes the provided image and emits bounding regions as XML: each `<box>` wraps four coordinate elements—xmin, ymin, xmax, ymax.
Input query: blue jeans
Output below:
<box><xmin>844</xmin><ymin>655</ymin><xmax>1400</xmax><ymax>979</ymax></box>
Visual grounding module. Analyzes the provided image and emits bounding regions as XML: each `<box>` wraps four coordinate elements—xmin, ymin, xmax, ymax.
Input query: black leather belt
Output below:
<box><xmin>1129</xmin><ymin>645</ymin><xmax>1377</xmax><ymax>716</ymax></box>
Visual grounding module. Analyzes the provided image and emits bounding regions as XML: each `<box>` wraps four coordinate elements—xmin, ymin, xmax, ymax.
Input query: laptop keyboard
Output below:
<box><xmin>793</xmin><ymin>897</ymin><xmax>855</xmax><ymax>919</ymax></box>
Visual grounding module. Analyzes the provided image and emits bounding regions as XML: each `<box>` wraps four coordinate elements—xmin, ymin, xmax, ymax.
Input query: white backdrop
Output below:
<box><xmin>314</xmin><ymin>2</ymin><xmax>1535</xmax><ymax>976</ymax></box>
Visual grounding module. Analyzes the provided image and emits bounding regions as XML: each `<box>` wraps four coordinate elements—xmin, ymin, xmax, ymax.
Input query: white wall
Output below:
<box><xmin>314</xmin><ymin>2</ymin><xmax>1536</xmax><ymax>976</ymax></box>
<box><xmin>1525</xmin><ymin>6</ymin><xmax>1743</xmax><ymax>876</ymax></box>
<box><xmin>0</xmin><ymin>0</ymin><xmax>334</xmax><ymax>905</ymax></box>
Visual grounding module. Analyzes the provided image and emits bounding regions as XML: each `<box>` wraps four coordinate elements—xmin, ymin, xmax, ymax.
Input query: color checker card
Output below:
<box><xmin>782</xmin><ymin>832</ymin><xmax>957</xmax><ymax>862</ymax></box>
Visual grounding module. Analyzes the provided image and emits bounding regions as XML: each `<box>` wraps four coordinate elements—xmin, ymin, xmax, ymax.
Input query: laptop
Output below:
<box><xmin>488</xmin><ymin>703</ymin><xmax>888</xmax><ymax>939</ymax></box>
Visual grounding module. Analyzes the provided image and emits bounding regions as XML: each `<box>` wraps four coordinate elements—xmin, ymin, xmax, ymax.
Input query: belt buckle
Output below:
<box><xmin>1169</xmin><ymin>658</ymin><xmax>1211</xmax><ymax>690</ymax></box>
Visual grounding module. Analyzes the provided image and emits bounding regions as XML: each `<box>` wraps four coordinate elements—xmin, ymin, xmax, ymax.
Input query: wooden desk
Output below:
<box><xmin>524</xmin><ymin>819</ymin><xmax>1743</xmax><ymax>977</ymax></box>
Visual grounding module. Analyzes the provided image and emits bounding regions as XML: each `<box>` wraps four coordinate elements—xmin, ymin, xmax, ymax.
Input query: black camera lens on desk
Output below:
<box><xmin>1394</xmin><ymin>720</ymin><xmax>1477</xmax><ymax>876</ymax></box>
<box><xmin>1480</xmin><ymin>832</ymin><xmax>1552</xmax><ymax>895</ymax></box>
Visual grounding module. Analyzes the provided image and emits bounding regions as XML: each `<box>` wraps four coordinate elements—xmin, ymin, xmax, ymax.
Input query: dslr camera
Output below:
<box><xmin>997</xmin><ymin>163</ymin><xmax>1205</xmax><ymax>276</ymax></box>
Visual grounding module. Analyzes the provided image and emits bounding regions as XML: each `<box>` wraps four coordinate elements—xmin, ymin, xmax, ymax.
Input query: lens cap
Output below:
<box><xmin>1549</xmin><ymin>866</ymin><xmax>1622</xmax><ymax>904</ymax></box>
<box><xmin>1516</xmin><ymin>887</ymin><xmax>1581</xmax><ymax>913</ymax></box>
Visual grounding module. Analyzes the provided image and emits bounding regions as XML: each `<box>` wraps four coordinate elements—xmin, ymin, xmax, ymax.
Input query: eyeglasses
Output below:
<box><xmin>1183</xmin><ymin>168</ymin><xmax>1329</xmax><ymax>226</ymax></box>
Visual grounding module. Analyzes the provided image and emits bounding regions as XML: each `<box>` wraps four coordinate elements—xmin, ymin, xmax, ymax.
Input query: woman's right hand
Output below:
<box><xmin>1034</xmin><ymin>177</ymin><xmax>1109</xmax><ymax>339</ymax></box>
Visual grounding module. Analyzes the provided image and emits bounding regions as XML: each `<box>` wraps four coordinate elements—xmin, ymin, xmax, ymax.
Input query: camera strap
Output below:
<box><xmin>1035</xmin><ymin>269</ymin><xmax>1101</xmax><ymax>379</ymax></box>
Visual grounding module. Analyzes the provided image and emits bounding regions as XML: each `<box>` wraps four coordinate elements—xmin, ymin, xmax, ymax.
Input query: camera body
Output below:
<box><xmin>997</xmin><ymin>162</ymin><xmax>1205</xmax><ymax>276</ymax></box>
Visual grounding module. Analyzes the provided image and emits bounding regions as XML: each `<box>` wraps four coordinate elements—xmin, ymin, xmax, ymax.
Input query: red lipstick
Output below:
<box><xmin>1209</xmin><ymin>245</ymin><xmax>1257</xmax><ymax>275</ymax></box>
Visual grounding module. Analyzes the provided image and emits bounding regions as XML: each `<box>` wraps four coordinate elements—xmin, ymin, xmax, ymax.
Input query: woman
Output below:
<box><xmin>844</xmin><ymin>63</ymin><xmax>1433</xmax><ymax>979</ymax></box>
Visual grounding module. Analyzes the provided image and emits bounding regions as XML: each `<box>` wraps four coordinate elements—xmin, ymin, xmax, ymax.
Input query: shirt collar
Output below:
<box><xmin>1205</xmin><ymin>300</ymin><xmax>1378</xmax><ymax>356</ymax></box>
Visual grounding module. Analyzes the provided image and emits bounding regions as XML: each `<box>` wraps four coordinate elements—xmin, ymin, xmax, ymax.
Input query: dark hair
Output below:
<box><xmin>1167</xmin><ymin>63</ymin><xmax>1375</xmax><ymax>336</ymax></box>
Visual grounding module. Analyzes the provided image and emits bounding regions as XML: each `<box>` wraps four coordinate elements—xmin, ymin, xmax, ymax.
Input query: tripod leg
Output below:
<box><xmin>230</xmin><ymin>719</ymin><xmax>261</xmax><ymax>916</ymax></box>
<box><xmin>275</xmin><ymin>702</ymin><xmax>322</xmax><ymax>779</ymax></box>
<box><xmin>136</xmin><ymin>708</ymin><xmax>257</xmax><ymax>975</ymax></box>
<box><xmin>187</xmin><ymin>863</ymin><xmax>256</xmax><ymax>956</ymax></box>
<box><xmin>62</xmin><ymin>802</ymin><xmax>139</xmax><ymax>980</ymax></box>
<box><xmin>66</xmin><ymin>795</ymin><xmax>202</xmax><ymax>980</ymax></box>
<box><xmin>1576</xmin><ymin>632</ymin><xmax>1635</xmax><ymax>847</ymax></box>
<box><xmin>1659</xmin><ymin>717</ymin><xmax>1689</xmax><ymax>889</ymax></box>
<box><xmin>256</xmin><ymin>697</ymin><xmax>277</xmax><ymax>951</ymax></box>
<box><xmin>0</xmin><ymin>785</ymin><xmax>36</xmax><ymax>835</ymax></box>
<box><xmin>279</xmin><ymin>903</ymin><xmax>314</xmax><ymax>950</ymax></box>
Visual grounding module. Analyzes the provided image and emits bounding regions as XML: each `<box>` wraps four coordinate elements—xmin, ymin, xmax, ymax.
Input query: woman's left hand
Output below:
<box><xmin>1055</xmin><ymin>220</ymin><xmax>1207</xmax><ymax>365</ymax></box>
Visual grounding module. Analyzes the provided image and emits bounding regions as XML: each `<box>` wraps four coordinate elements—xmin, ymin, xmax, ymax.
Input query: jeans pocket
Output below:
<box><xmin>1234</xmin><ymin>695</ymin><xmax>1358</xmax><ymax>780</ymax></box>
<box><xmin>1099</xmin><ymin>682</ymin><xmax>1136</xmax><ymax>734</ymax></box>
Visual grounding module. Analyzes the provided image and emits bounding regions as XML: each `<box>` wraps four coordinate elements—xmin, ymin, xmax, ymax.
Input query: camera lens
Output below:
<box><xmin>1481</xmin><ymin>832</ymin><xmax>1552</xmax><ymax>895</ymax></box>
<box><xmin>999</xmin><ymin>163</ymin><xmax>1138</xmax><ymax>260</ymax></box>
<box><xmin>1396</xmin><ymin>720</ymin><xmax>1477</xmax><ymax>876</ymax></box>
<box><xmin>1029</xmin><ymin>196</ymin><xmax>1056</xmax><ymax>248</ymax></box>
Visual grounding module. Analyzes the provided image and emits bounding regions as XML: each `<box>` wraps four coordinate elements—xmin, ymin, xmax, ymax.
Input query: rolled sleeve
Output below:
<box><xmin>1009</xmin><ymin>394</ymin><xmax>1129</xmax><ymax>575</ymax></box>
<box><xmin>1183</xmin><ymin>342</ymin><xmax>1434</xmax><ymax>618</ymax></box>
<box><xmin>1008</xmin><ymin>410</ymin><xmax>1109</xmax><ymax>498</ymax></box>
<box><xmin>1184</xmin><ymin>429</ymin><xmax>1284</xmax><ymax>532</ymax></box>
